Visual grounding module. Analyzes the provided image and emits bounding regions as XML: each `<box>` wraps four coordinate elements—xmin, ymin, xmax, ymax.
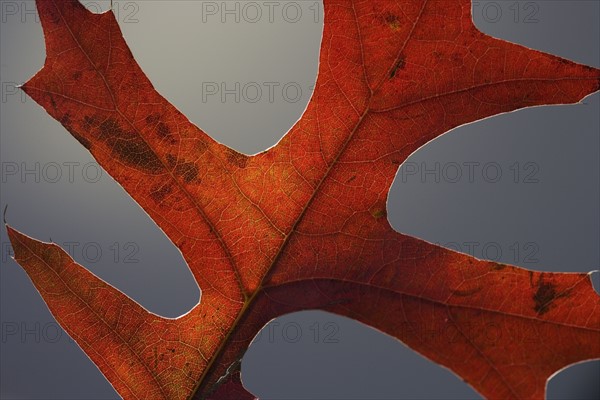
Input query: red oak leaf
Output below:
<box><xmin>6</xmin><ymin>0</ymin><xmax>600</xmax><ymax>399</ymax></box>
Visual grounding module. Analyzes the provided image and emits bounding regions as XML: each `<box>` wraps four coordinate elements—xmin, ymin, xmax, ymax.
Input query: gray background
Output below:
<box><xmin>1</xmin><ymin>0</ymin><xmax>599</xmax><ymax>398</ymax></box>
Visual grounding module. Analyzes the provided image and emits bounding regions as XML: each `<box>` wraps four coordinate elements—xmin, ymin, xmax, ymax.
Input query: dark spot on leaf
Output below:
<box><xmin>196</xmin><ymin>140</ymin><xmax>208</xmax><ymax>156</ymax></box>
<box><xmin>346</xmin><ymin>175</ymin><xmax>357</xmax><ymax>183</ymax></box>
<box><xmin>384</xmin><ymin>13</ymin><xmax>400</xmax><ymax>30</ymax></box>
<box><xmin>83</xmin><ymin>115</ymin><xmax>99</xmax><ymax>130</ymax></box>
<box><xmin>226</xmin><ymin>149</ymin><xmax>248</xmax><ymax>169</ymax></box>
<box><xmin>175</xmin><ymin>162</ymin><xmax>200</xmax><ymax>183</ymax></box>
<box><xmin>158</xmin><ymin>124</ymin><xmax>169</xmax><ymax>138</ymax></box>
<box><xmin>370</xmin><ymin>208</ymin><xmax>386</xmax><ymax>219</ymax></box>
<box><xmin>144</xmin><ymin>115</ymin><xmax>176</xmax><ymax>144</ymax></box>
<box><xmin>150</xmin><ymin>184</ymin><xmax>173</xmax><ymax>203</ymax></box>
<box><xmin>48</xmin><ymin>8</ymin><xmax>61</xmax><ymax>24</ymax></box>
<box><xmin>157</xmin><ymin>122</ymin><xmax>176</xmax><ymax>144</ymax></box>
<box><xmin>451</xmin><ymin>286</ymin><xmax>482</xmax><ymax>297</ymax></box>
<box><xmin>166</xmin><ymin>154</ymin><xmax>177</xmax><ymax>167</ymax></box>
<box><xmin>61</xmin><ymin>114</ymin><xmax>92</xmax><ymax>149</ymax></box>
<box><xmin>145</xmin><ymin>114</ymin><xmax>160</xmax><ymax>124</ymax></box>
<box><xmin>390</xmin><ymin>55</ymin><xmax>406</xmax><ymax>78</ymax></box>
<box><xmin>491</xmin><ymin>263</ymin><xmax>506</xmax><ymax>271</ymax></box>
<box><xmin>49</xmin><ymin>95</ymin><xmax>57</xmax><ymax>111</ymax></box>
<box><xmin>71</xmin><ymin>132</ymin><xmax>92</xmax><ymax>150</ymax></box>
<box><xmin>60</xmin><ymin>114</ymin><xmax>71</xmax><ymax>126</ymax></box>
<box><xmin>98</xmin><ymin>118</ymin><xmax>164</xmax><ymax>174</ymax></box>
<box><xmin>533</xmin><ymin>275</ymin><xmax>572</xmax><ymax>315</ymax></box>
<box><xmin>528</xmin><ymin>270</ymin><xmax>534</xmax><ymax>287</ymax></box>
<box><xmin>72</xmin><ymin>71</ymin><xmax>82</xmax><ymax>80</ymax></box>
<box><xmin>533</xmin><ymin>280</ymin><xmax>557</xmax><ymax>315</ymax></box>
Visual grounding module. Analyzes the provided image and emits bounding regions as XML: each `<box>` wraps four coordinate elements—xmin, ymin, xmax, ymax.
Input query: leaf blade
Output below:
<box><xmin>8</xmin><ymin>0</ymin><xmax>600</xmax><ymax>399</ymax></box>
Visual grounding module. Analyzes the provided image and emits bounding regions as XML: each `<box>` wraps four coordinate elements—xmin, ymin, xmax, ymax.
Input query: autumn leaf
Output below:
<box><xmin>6</xmin><ymin>0</ymin><xmax>600</xmax><ymax>399</ymax></box>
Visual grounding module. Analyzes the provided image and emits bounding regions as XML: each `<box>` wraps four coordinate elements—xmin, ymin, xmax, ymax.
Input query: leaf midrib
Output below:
<box><xmin>190</xmin><ymin>0</ymin><xmax>431</xmax><ymax>396</ymax></box>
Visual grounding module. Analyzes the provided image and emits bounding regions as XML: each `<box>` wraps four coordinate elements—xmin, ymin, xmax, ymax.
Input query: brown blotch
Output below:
<box><xmin>491</xmin><ymin>263</ymin><xmax>506</xmax><ymax>271</ymax></box>
<box><xmin>71</xmin><ymin>71</ymin><xmax>82</xmax><ymax>81</ymax></box>
<box><xmin>49</xmin><ymin>95</ymin><xmax>57</xmax><ymax>111</ymax></box>
<box><xmin>61</xmin><ymin>114</ymin><xmax>92</xmax><ymax>150</ymax></box>
<box><xmin>48</xmin><ymin>8</ymin><xmax>61</xmax><ymax>24</ymax></box>
<box><xmin>166</xmin><ymin>154</ymin><xmax>177</xmax><ymax>167</ymax></box>
<box><xmin>145</xmin><ymin>114</ymin><xmax>160</xmax><ymax>124</ymax></box>
<box><xmin>196</xmin><ymin>140</ymin><xmax>209</xmax><ymax>156</ymax></box>
<box><xmin>98</xmin><ymin>119</ymin><xmax>164</xmax><ymax>174</ymax></box>
<box><xmin>384</xmin><ymin>13</ymin><xmax>400</xmax><ymax>30</ymax></box>
<box><xmin>175</xmin><ymin>162</ymin><xmax>200</xmax><ymax>183</ymax></box>
<box><xmin>390</xmin><ymin>55</ymin><xmax>406</xmax><ymax>78</ymax></box>
<box><xmin>157</xmin><ymin>122</ymin><xmax>176</xmax><ymax>144</ymax></box>
<box><xmin>533</xmin><ymin>280</ymin><xmax>557</xmax><ymax>315</ymax></box>
<box><xmin>60</xmin><ymin>114</ymin><xmax>71</xmax><ymax>127</ymax></box>
<box><xmin>528</xmin><ymin>270</ymin><xmax>534</xmax><ymax>287</ymax></box>
<box><xmin>532</xmin><ymin>274</ymin><xmax>572</xmax><ymax>316</ymax></box>
<box><xmin>149</xmin><ymin>184</ymin><xmax>173</xmax><ymax>203</ymax></box>
<box><xmin>226</xmin><ymin>149</ymin><xmax>248</xmax><ymax>169</ymax></box>
<box><xmin>370</xmin><ymin>208</ymin><xmax>386</xmax><ymax>219</ymax></box>
<box><xmin>157</xmin><ymin>124</ymin><xmax>169</xmax><ymax>136</ymax></box>
<box><xmin>451</xmin><ymin>286</ymin><xmax>482</xmax><ymax>297</ymax></box>
<box><xmin>144</xmin><ymin>115</ymin><xmax>176</xmax><ymax>144</ymax></box>
<box><xmin>71</xmin><ymin>132</ymin><xmax>92</xmax><ymax>150</ymax></box>
<box><xmin>83</xmin><ymin>115</ymin><xmax>99</xmax><ymax>130</ymax></box>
